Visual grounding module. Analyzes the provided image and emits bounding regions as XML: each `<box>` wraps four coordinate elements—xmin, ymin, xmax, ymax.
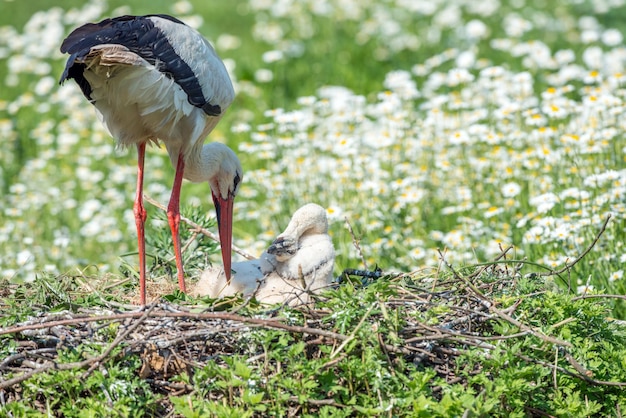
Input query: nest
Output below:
<box><xmin>1</xmin><ymin>216</ymin><xmax>624</xmax><ymax>415</ymax></box>
<box><xmin>1</xmin><ymin>263</ymin><xmax>621</xmax><ymax>410</ymax></box>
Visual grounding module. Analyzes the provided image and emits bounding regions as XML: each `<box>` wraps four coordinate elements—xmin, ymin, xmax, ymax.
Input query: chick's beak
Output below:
<box><xmin>212</xmin><ymin>192</ymin><xmax>234</xmax><ymax>283</ymax></box>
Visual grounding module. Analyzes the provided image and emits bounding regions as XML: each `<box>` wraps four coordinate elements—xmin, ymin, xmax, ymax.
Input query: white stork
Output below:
<box><xmin>193</xmin><ymin>203</ymin><xmax>335</xmax><ymax>306</ymax></box>
<box><xmin>59</xmin><ymin>14</ymin><xmax>241</xmax><ymax>305</ymax></box>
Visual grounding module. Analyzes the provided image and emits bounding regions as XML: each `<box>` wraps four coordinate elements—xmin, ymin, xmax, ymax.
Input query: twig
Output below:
<box><xmin>524</xmin><ymin>407</ymin><xmax>557</xmax><ymax>418</ymax></box>
<box><xmin>330</xmin><ymin>303</ymin><xmax>376</xmax><ymax>359</ymax></box>
<box><xmin>0</xmin><ymin>309</ymin><xmax>411</xmax><ymax>356</ymax></box>
<box><xmin>82</xmin><ymin>302</ymin><xmax>158</xmax><ymax>378</ymax></box>
<box><xmin>143</xmin><ymin>194</ymin><xmax>255</xmax><ymax>260</ymax></box>
<box><xmin>0</xmin><ymin>304</ymin><xmax>160</xmax><ymax>390</ymax></box>
<box><xmin>0</xmin><ymin>354</ymin><xmax>96</xmax><ymax>390</ymax></box>
<box><xmin>548</xmin><ymin>317</ymin><xmax>577</xmax><ymax>330</ymax></box>
<box><xmin>287</xmin><ymin>396</ymin><xmax>347</xmax><ymax>408</ymax></box>
<box><xmin>553</xmin><ymin>347</ymin><xmax>559</xmax><ymax>390</ymax></box>
<box><xmin>0</xmin><ymin>348</ymin><xmax>57</xmax><ymax>369</ymax></box>
<box><xmin>229</xmin><ymin>279</ymin><xmax>264</xmax><ymax>314</ymax></box>
<box><xmin>145</xmin><ymin>379</ymin><xmax>194</xmax><ymax>393</ymax></box>
<box><xmin>537</xmin><ymin>214</ymin><xmax>611</xmax><ymax>277</ymax></box>
<box><xmin>437</xmin><ymin>249</ymin><xmax>572</xmax><ymax>348</ymax></box>
<box><xmin>467</xmin><ymin>245</ymin><xmax>514</xmax><ymax>280</ymax></box>
<box><xmin>492</xmin><ymin>304</ymin><xmax>571</xmax><ymax>347</ymax></box>
<box><xmin>571</xmin><ymin>294</ymin><xmax>626</xmax><ymax>302</ymax></box>
<box><xmin>344</xmin><ymin>216</ymin><xmax>368</xmax><ymax>270</ymax></box>
<box><xmin>562</xmin><ymin>348</ymin><xmax>593</xmax><ymax>378</ymax></box>
<box><xmin>515</xmin><ymin>352</ymin><xmax>626</xmax><ymax>387</ymax></box>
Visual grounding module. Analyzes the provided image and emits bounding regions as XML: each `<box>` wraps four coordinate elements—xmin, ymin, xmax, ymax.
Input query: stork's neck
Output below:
<box><xmin>281</xmin><ymin>208</ymin><xmax>329</xmax><ymax>240</ymax></box>
<box><xmin>176</xmin><ymin>143</ymin><xmax>222</xmax><ymax>183</ymax></box>
<box><xmin>165</xmin><ymin>141</ymin><xmax>242</xmax><ymax>201</ymax></box>
<box><xmin>164</xmin><ymin>142</ymin><xmax>224</xmax><ymax>182</ymax></box>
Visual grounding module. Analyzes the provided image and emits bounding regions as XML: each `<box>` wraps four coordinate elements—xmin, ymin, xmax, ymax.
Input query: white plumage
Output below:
<box><xmin>194</xmin><ymin>203</ymin><xmax>335</xmax><ymax>306</ymax></box>
<box><xmin>60</xmin><ymin>15</ymin><xmax>241</xmax><ymax>304</ymax></box>
<box><xmin>74</xmin><ymin>16</ymin><xmax>234</xmax><ymax>159</ymax></box>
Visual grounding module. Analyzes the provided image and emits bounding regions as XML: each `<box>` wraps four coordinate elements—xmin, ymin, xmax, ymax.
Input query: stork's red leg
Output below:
<box><xmin>167</xmin><ymin>151</ymin><xmax>187</xmax><ymax>293</ymax></box>
<box><xmin>134</xmin><ymin>143</ymin><xmax>148</xmax><ymax>305</ymax></box>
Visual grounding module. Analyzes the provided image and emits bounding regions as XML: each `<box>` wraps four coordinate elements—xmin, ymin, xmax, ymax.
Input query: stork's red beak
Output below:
<box><xmin>212</xmin><ymin>192</ymin><xmax>233</xmax><ymax>283</ymax></box>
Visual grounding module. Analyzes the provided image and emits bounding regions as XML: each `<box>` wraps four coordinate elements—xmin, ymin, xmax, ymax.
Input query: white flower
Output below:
<box><xmin>523</xmin><ymin>226</ymin><xmax>545</xmax><ymax>244</ymax></box>
<box><xmin>2</xmin><ymin>269</ymin><xmax>16</xmax><ymax>280</ymax></box>
<box><xmin>554</xmin><ymin>49</ymin><xmax>575</xmax><ymax>65</ymax></box>
<box><xmin>582</xmin><ymin>46</ymin><xmax>603</xmax><ymax>69</ymax></box>
<box><xmin>456</xmin><ymin>50</ymin><xmax>476</xmax><ymax>68</ymax></box>
<box><xmin>325</xmin><ymin>205</ymin><xmax>344</xmax><ymax>222</ymax></box>
<box><xmin>409</xmin><ymin>247</ymin><xmax>426</xmax><ymax>260</ymax></box>
<box><xmin>450</xmin><ymin>130</ymin><xmax>470</xmax><ymax>145</ymax></box>
<box><xmin>551</xmin><ymin>223</ymin><xmax>574</xmax><ymax>241</ymax></box>
<box><xmin>9</xmin><ymin>183</ymin><xmax>26</xmax><ymax>194</ymax></box>
<box><xmin>501</xmin><ymin>182</ymin><xmax>522</xmax><ymax>198</ymax></box>
<box><xmin>171</xmin><ymin>1</ymin><xmax>193</xmax><ymax>15</ymax></box>
<box><xmin>80</xmin><ymin>220</ymin><xmax>102</xmax><ymax>237</ymax></box>
<box><xmin>484</xmin><ymin>206</ymin><xmax>503</xmax><ymax>218</ymax></box>
<box><xmin>179</xmin><ymin>15</ymin><xmax>203</xmax><ymax>29</ymax></box>
<box><xmin>231</xmin><ymin>123</ymin><xmax>251</xmax><ymax>133</ymax></box>
<box><xmin>503</xmin><ymin>14</ymin><xmax>532</xmax><ymax>37</ymax></box>
<box><xmin>447</xmin><ymin>68</ymin><xmax>474</xmax><ymax>86</ymax></box>
<box><xmin>17</xmin><ymin>249</ymin><xmax>33</xmax><ymax>266</ymax></box>
<box><xmin>529</xmin><ymin>193</ymin><xmax>559</xmax><ymax>213</ymax></box>
<box><xmin>216</xmin><ymin>34</ymin><xmax>242</xmax><ymax>51</ymax></box>
<box><xmin>79</xmin><ymin>199</ymin><xmax>102</xmax><ymax>222</ymax></box>
<box><xmin>465</xmin><ymin>19</ymin><xmax>488</xmax><ymax>39</ymax></box>
<box><xmin>581</xmin><ymin>30</ymin><xmax>600</xmax><ymax>44</ymax></box>
<box><xmin>609</xmin><ymin>270</ymin><xmax>624</xmax><ymax>282</ymax></box>
<box><xmin>296</xmin><ymin>96</ymin><xmax>316</xmax><ymax>106</ymax></box>
<box><xmin>262</xmin><ymin>50</ymin><xmax>284</xmax><ymax>63</ymax></box>
<box><xmin>53</xmin><ymin>236</ymin><xmax>70</xmax><ymax>248</ymax></box>
<box><xmin>601</xmin><ymin>29</ymin><xmax>623</xmax><ymax>46</ymax></box>
<box><xmin>383</xmin><ymin>71</ymin><xmax>419</xmax><ymax>99</ymax></box>
<box><xmin>254</xmin><ymin>69</ymin><xmax>274</xmax><ymax>83</ymax></box>
<box><xmin>44</xmin><ymin>264</ymin><xmax>58</xmax><ymax>273</ymax></box>
<box><xmin>397</xmin><ymin>188</ymin><xmax>425</xmax><ymax>205</ymax></box>
<box><xmin>34</xmin><ymin>76</ymin><xmax>54</xmax><ymax>96</ymax></box>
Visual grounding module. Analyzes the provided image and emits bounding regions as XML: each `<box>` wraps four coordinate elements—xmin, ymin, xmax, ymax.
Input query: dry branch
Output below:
<box><xmin>144</xmin><ymin>194</ymin><xmax>256</xmax><ymax>260</ymax></box>
<box><xmin>537</xmin><ymin>213</ymin><xmax>611</xmax><ymax>277</ymax></box>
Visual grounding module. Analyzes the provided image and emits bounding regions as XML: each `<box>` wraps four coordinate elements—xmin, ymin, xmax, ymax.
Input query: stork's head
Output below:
<box><xmin>202</xmin><ymin>143</ymin><xmax>243</xmax><ymax>284</ymax></box>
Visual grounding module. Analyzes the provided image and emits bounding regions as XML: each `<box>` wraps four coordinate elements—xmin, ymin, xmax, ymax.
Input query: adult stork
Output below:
<box><xmin>59</xmin><ymin>14</ymin><xmax>241</xmax><ymax>304</ymax></box>
<box><xmin>193</xmin><ymin>203</ymin><xmax>335</xmax><ymax>306</ymax></box>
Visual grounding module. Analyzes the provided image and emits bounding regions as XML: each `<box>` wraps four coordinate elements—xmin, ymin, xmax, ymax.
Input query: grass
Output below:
<box><xmin>1</xmin><ymin>0</ymin><xmax>626</xmax><ymax>414</ymax></box>
<box><xmin>2</xmin><ymin>248</ymin><xmax>626</xmax><ymax>416</ymax></box>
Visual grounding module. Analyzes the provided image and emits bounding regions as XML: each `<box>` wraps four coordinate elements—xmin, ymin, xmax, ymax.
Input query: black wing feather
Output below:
<box><xmin>59</xmin><ymin>15</ymin><xmax>221</xmax><ymax>116</ymax></box>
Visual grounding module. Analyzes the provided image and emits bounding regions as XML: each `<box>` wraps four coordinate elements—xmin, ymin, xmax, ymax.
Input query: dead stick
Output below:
<box><xmin>82</xmin><ymin>302</ymin><xmax>158</xmax><ymax>378</ymax></box>
<box><xmin>571</xmin><ymin>294</ymin><xmax>626</xmax><ymax>302</ymax></box>
<box><xmin>0</xmin><ymin>310</ymin><xmax>410</xmax><ymax>355</ymax></box>
<box><xmin>0</xmin><ymin>356</ymin><xmax>96</xmax><ymax>390</ymax></box>
<box><xmin>144</xmin><ymin>194</ymin><xmax>255</xmax><ymax>260</ymax></box>
<box><xmin>467</xmin><ymin>245</ymin><xmax>514</xmax><ymax>280</ymax></box>
<box><xmin>515</xmin><ymin>353</ymin><xmax>626</xmax><ymax>387</ymax></box>
<box><xmin>538</xmin><ymin>214</ymin><xmax>611</xmax><ymax>277</ymax></box>
<box><xmin>437</xmin><ymin>249</ymin><xmax>572</xmax><ymax>348</ymax></box>
<box><xmin>344</xmin><ymin>217</ymin><xmax>368</xmax><ymax>270</ymax></box>
<box><xmin>0</xmin><ymin>304</ymin><xmax>160</xmax><ymax>390</ymax></box>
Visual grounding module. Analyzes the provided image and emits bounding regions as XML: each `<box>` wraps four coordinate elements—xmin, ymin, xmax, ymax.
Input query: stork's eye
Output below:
<box><xmin>234</xmin><ymin>172</ymin><xmax>242</xmax><ymax>189</ymax></box>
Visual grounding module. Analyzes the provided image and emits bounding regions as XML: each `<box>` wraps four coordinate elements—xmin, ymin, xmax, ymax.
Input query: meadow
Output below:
<box><xmin>1</xmin><ymin>0</ymin><xmax>625</xmax><ymax>309</ymax></box>
<box><xmin>1</xmin><ymin>0</ymin><xmax>626</xmax><ymax>415</ymax></box>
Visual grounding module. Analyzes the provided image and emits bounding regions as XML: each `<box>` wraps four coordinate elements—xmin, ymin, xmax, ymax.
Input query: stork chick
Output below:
<box><xmin>194</xmin><ymin>203</ymin><xmax>335</xmax><ymax>306</ymax></box>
